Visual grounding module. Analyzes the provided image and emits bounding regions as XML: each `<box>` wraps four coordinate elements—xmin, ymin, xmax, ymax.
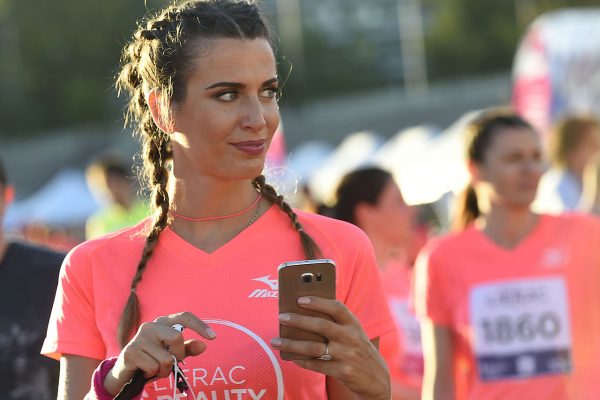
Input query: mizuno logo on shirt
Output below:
<box><xmin>541</xmin><ymin>248</ymin><xmax>567</xmax><ymax>269</ymax></box>
<box><xmin>248</xmin><ymin>275</ymin><xmax>279</xmax><ymax>298</ymax></box>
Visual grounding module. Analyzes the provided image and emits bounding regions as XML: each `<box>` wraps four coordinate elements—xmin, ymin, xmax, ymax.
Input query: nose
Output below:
<box><xmin>524</xmin><ymin>158</ymin><xmax>545</xmax><ymax>174</ymax></box>
<box><xmin>241</xmin><ymin>97</ymin><xmax>267</xmax><ymax>132</ymax></box>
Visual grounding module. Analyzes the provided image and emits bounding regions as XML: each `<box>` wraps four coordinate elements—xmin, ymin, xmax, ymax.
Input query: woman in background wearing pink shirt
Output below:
<box><xmin>43</xmin><ymin>1</ymin><xmax>393</xmax><ymax>399</ymax></box>
<box><xmin>332</xmin><ymin>167</ymin><xmax>423</xmax><ymax>400</ymax></box>
<box><xmin>415</xmin><ymin>110</ymin><xmax>600</xmax><ymax>400</ymax></box>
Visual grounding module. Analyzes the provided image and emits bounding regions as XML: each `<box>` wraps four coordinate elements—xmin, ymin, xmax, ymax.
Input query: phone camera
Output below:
<box><xmin>301</xmin><ymin>273</ymin><xmax>313</xmax><ymax>284</ymax></box>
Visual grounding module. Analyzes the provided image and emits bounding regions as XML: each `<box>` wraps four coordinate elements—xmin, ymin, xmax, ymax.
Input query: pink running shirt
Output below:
<box><xmin>378</xmin><ymin>261</ymin><xmax>423</xmax><ymax>392</ymax></box>
<box><xmin>414</xmin><ymin>213</ymin><xmax>600</xmax><ymax>400</ymax></box>
<box><xmin>43</xmin><ymin>205</ymin><xmax>394</xmax><ymax>399</ymax></box>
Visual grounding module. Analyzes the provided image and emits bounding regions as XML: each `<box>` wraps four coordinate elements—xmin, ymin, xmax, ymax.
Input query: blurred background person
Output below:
<box><xmin>331</xmin><ymin>167</ymin><xmax>422</xmax><ymax>400</ymax></box>
<box><xmin>533</xmin><ymin>115</ymin><xmax>600</xmax><ymax>214</ymax></box>
<box><xmin>578</xmin><ymin>153</ymin><xmax>600</xmax><ymax>215</ymax></box>
<box><xmin>0</xmin><ymin>157</ymin><xmax>65</xmax><ymax>399</ymax></box>
<box><xmin>85</xmin><ymin>152</ymin><xmax>147</xmax><ymax>239</ymax></box>
<box><xmin>415</xmin><ymin>110</ymin><xmax>600</xmax><ymax>400</ymax></box>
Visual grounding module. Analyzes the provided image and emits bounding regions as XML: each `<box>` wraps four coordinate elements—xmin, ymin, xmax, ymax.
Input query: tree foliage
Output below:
<box><xmin>0</xmin><ymin>0</ymin><xmax>163</xmax><ymax>136</ymax></box>
<box><xmin>0</xmin><ymin>0</ymin><xmax>597</xmax><ymax>136</ymax></box>
<box><xmin>423</xmin><ymin>0</ymin><xmax>600</xmax><ymax>80</ymax></box>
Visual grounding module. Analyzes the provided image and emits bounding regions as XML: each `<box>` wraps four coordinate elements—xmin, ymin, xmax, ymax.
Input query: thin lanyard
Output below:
<box><xmin>113</xmin><ymin>356</ymin><xmax>197</xmax><ymax>399</ymax></box>
<box><xmin>171</xmin><ymin>355</ymin><xmax>197</xmax><ymax>399</ymax></box>
<box><xmin>114</xmin><ymin>324</ymin><xmax>196</xmax><ymax>399</ymax></box>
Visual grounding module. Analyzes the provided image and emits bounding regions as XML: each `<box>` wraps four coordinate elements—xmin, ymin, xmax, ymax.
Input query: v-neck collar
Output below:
<box><xmin>467</xmin><ymin>214</ymin><xmax>549</xmax><ymax>256</ymax></box>
<box><xmin>158</xmin><ymin>204</ymin><xmax>278</xmax><ymax>266</ymax></box>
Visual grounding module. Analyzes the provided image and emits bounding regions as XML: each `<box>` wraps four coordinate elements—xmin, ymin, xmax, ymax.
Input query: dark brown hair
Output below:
<box><xmin>116</xmin><ymin>0</ymin><xmax>319</xmax><ymax>347</ymax></box>
<box><xmin>332</xmin><ymin>167</ymin><xmax>392</xmax><ymax>226</ymax></box>
<box><xmin>453</xmin><ymin>110</ymin><xmax>534</xmax><ymax>231</ymax></box>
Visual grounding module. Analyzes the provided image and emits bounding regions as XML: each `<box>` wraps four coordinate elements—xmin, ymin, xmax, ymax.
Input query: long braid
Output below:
<box><xmin>117</xmin><ymin>134</ymin><xmax>171</xmax><ymax>347</ymax></box>
<box><xmin>252</xmin><ymin>175</ymin><xmax>321</xmax><ymax>259</ymax></box>
<box><xmin>116</xmin><ymin>15</ymin><xmax>174</xmax><ymax>348</ymax></box>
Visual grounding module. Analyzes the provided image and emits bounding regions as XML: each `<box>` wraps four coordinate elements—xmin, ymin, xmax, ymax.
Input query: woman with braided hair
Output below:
<box><xmin>42</xmin><ymin>1</ymin><xmax>394</xmax><ymax>399</ymax></box>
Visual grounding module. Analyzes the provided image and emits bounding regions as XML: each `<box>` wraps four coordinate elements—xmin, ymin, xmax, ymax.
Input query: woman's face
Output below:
<box><xmin>170</xmin><ymin>38</ymin><xmax>280</xmax><ymax>181</ymax></box>
<box><xmin>474</xmin><ymin>127</ymin><xmax>545</xmax><ymax>208</ymax></box>
<box><xmin>370</xmin><ymin>179</ymin><xmax>414</xmax><ymax>246</ymax></box>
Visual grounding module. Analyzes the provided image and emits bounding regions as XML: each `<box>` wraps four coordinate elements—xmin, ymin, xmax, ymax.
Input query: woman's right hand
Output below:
<box><xmin>103</xmin><ymin>312</ymin><xmax>216</xmax><ymax>396</ymax></box>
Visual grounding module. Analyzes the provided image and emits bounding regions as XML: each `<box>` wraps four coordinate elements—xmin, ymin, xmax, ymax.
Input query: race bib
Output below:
<box><xmin>469</xmin><ymin>277</ymin><xmax>572</xmax><ymax>381</ymax></box>
<box><xmin>389</xmin><ymin>298</ymin><xmax>424</xmax><ymax>376</ymax></box>
<box><xmin>389</xmin><ymin>298</ymin><xmax>422</xmax><ymax>355</ymax></box>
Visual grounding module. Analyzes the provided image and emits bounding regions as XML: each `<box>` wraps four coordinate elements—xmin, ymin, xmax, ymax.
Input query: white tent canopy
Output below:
<box><xmin>373</xmin><ymin>125</ymin><xmax>441</xmax><ymax>205</ymax></box>
<box><xmin>308</xmin><ymin>131</ymin><xmax>385</xmax><ymax>205</ymax></box>
<box><xmin>5</xmin><ymin>168</ymin><xmax>100</xmax><ymax>229</ymax></box>
<box><xmin>304</xmin><ymin>112</ymin><xmax>480</xmax><ymax>209</ymax></box>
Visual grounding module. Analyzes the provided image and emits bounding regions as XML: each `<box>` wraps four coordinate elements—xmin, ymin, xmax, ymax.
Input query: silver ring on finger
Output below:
<box><xmin>317</xmin><ymin>343</ymin><xmax>332</xmax><ymax>361</ymax></box>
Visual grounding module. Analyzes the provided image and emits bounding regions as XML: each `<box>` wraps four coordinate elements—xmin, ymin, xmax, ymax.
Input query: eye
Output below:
<box><xmin>260</xmin><ymin>86</ymin><xmax>281</xmax><ymax>100</ymax></box>
<box><xmin>216</xmin><ymin>91</ymin><xmax>238</xmax><ymax>102</ymax></box>
<box><xmin>504</xmin><ymin>152</ymin><xmax>523</xmax><ymax>163</ymax></box>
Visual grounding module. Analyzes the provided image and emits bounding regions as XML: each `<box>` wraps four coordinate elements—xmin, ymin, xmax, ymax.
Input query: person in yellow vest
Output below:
<box><xmin>85</xmin><ymin>153</ymin><xmax>148</xmax><ymax>239</ymax></box>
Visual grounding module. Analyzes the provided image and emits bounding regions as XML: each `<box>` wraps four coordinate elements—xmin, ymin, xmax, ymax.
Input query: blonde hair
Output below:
<box><xmin>549</xmin><ymin>115</ymin><xmax>600</xmax><ymax>168</ymax></box>
<box><xmin>580</xmin><ymin>154</ymin><xmax>600</xmax><ymax>214</ymax></box>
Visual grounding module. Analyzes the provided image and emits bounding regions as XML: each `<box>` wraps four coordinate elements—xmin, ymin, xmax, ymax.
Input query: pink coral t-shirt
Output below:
<box><xmin>378</xmin><ymin>261</ymin><xmax>423</xmax><ymax>391</ymax></box>
<box><xmin>43</xmin><ymin>205</ymin><xmax>394</xmax><ymax>399</ymax></box>
<box><xmin>414</xmin><ymin>213</ymin><xmax>600</xmax><ymax>400</ymax></box>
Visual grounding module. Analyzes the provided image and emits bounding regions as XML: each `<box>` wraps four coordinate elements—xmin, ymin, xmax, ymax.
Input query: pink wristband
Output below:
<box><xmin>86</xmin><ymin>357</ymin><xmax>142</xmax><ymax>400</ymax></box>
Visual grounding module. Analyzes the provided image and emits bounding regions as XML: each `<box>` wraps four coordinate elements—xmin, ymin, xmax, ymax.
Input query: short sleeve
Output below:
<box><xmin>42</xmin><ymin>244</ymin><xmax>106</xmax><ymax>360</ymax></box>
<box><xmin>336</xmin><ymin>228</ymin><xmax>395</xmax><ymax>340</ymax></box>
<box><xmin>413</xmin><ymin>239</ymin><xmax>453</xmax><ymax>326</ymax></box>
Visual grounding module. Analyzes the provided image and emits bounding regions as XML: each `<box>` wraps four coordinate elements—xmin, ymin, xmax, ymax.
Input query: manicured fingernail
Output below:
<box><xmin>297</xmin><ymin>297</ymin><xmax>310</xmax><ymax>305</ymax></box>
<box><xmin>206</xmin><ymin>328</ymin><xmax>217</xmax><ymax>339</ymax></box>
<box><xmin>279</xmin><ymin>313</ymin><xmax>291</xmax><ymax>322</ymax></box>
<box><xmin>270</xmin><ymin>338</ymin><xmax>282</xmax><ymax>347</ymax></box>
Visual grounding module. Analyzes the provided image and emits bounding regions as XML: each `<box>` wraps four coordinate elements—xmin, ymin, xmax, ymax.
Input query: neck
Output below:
<box><xmin>171</xmin><ymin>177</ymin><xmax>259</xmax><ymax>217</ymax></box>
<box><xmin>169</xmin><ymin>177</ymin><xmax>264</xmax><ymax>253</ymax></box>
<box><xmin>364</xmin><ymin>229</ymin><xmax>408</xmax><ymax>269</ymax></box>
<box><xmin>565</xmin><ymin>164</ymin><xmax>584</xmax><ymax>185</ymax></box>
<box><xmin>476</xmin><ymin>205</ymin><xmax>538</xmax><ymax>249</ymax></box>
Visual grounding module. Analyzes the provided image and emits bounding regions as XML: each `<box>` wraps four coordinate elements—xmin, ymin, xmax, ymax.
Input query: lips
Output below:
<box><xmin>231</xmin><ymin>140</ymin><xmax>266</xmax><ymax>156</ymax></box>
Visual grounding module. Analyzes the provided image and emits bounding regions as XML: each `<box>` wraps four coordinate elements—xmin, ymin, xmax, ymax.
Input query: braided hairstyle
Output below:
<box><xmin>116</xmin><ymin>0</ymin><xmax>320</xmax><ymax>347</ymax></box>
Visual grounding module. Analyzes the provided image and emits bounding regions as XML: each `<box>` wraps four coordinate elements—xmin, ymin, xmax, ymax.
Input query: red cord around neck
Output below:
<box><xmin>169</xmin><ymin>193</ymin><xmax>261</xmax><ymax>222</ymax></box>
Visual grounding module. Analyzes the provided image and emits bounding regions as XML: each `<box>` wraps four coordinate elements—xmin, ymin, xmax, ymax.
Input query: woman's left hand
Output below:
<box><xmin>270</xmin><ymin>296</ymin><xmax>391</xmax><ymax>400</ymax></box>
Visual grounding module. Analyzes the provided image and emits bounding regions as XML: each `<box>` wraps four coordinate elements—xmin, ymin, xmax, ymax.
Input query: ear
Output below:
<box><xmin>3</xmin><ymin>185</ymin><xmax>14</xmax><ymax>206</ymax></box>
<box><xmin>146</xmin><ymin>88</ymin><xmax>173</xmax><ymax>133</ymax></box>
<box><xmin>467</xmin><ymin>160</ymin><xmax>482</xmax><ymax>184</ymax></box>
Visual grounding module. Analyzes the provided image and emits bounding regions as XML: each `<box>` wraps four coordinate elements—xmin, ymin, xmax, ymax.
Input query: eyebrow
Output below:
<box><xmin>204</xmin><ymin>77</ymin><xmax>279</xmax><ymax>90</ymax></box>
